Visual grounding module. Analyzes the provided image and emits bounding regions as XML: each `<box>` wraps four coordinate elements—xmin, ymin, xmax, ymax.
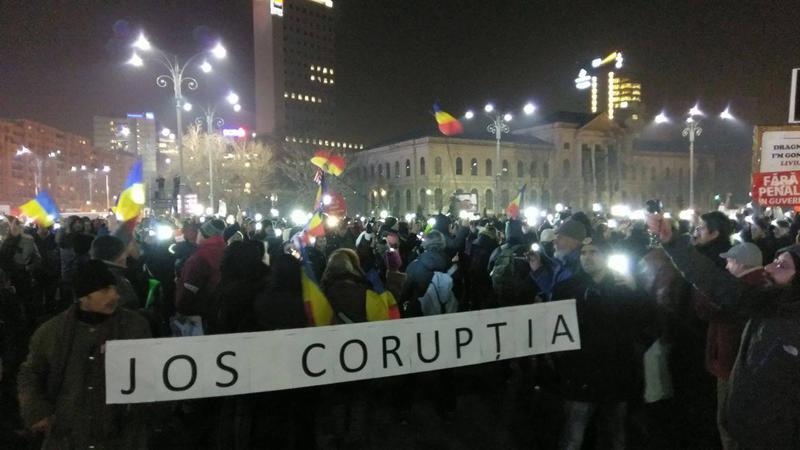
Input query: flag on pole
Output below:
<box><xmin>19</xmin><ymin>192</ymin><xmax>60</xmax><ymax>227</ymax></box>
<box><xmin>115</xmin><ymin>159</ymin><xmax>145</xmax><ymax>222</ymax></box>
<box><xmin>506</xmin><ymin>184</ymin><xmax>526</xmax><ymax>219</ymax></box>
<box><xmin>311</xmin><ymin>150</ymin><xmax>345</xmax><ymax>176</ymax></box>
<box><xmin>433</xmin><ymin>102</ymin><xmax>464</xmax><ymax>136</ymax></box>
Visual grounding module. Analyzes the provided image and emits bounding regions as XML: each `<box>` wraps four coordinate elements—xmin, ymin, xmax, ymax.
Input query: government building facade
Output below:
<box><xmin>348</xmin><ymin>112</ymin><xmax>717</xmax><ymax>216</ymax></box>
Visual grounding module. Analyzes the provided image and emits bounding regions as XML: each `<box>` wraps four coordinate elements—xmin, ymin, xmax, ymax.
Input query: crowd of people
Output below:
<box><xmin>0</xmin><ymin>203</ymin><xmax>798</xmax><ymax>449</ymax></box>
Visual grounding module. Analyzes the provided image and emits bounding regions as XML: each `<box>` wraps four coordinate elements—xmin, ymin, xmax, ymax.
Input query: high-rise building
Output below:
<box><xmin>93</xmin><ymin>114</ymin><xmax>158</xmax><ymax>187</ymax></box>
<box><xmin>253</xmin><ymin>0</ymin><xmax>336</xmax><ymax>140</ymax></box>
<box><xmin>574</xmin><ymin>51</ymin><xmax>643</xmax><ymax>121</ymax></box>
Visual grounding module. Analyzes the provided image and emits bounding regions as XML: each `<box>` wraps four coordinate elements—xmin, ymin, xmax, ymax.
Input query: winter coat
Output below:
<box><xmin>418</xmin><ymin>271</ymin><xmax>457</xmax><ymax>315</ymax></box>
<box><xmin>17</xmin><ymin>305</ymin><xmax>151</xmax><ymax>449</ymax></box>
<box><xmin>399</xmin><ymin>249</ymin><xmax>450</xmax><ymax>316</ymax></box>
<box><xmin>551</xmin><ymin>271</ymin><xmax>650</xmax><ymax>402</ymax></box>
<box><xmin>696</xmin><ymin>267</ymin><xmax>768</xmax><ymax>379</ymax></box>
<box><xmin>662</xmin><ymin>236</ymin><xmax>800</xmax><ymax>449</ymax></box>
<box><xmin>103</xmin><ymin>261</ymin><xmax>141</xmax><ymax>310</ymax></box>
<box><xmin>175</xmin><ymin>235</ymin><xmax>225</xmax><ymax>316</ymax></box>
<box><xmin>530</xmin><ymin>248</ymin><xmax>581</xmax><ymax>300</ymax></box>
<box><xmin>322</xmin><ymin>272</ymin><xmax>371</xmax><ymax>323</ymax></box>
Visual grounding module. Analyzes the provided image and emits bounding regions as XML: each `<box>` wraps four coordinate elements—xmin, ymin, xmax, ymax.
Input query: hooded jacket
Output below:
<box><xmin>399</xmin><ymin>248</ymin><xmax>450</xmax><ymax>316</ymax></box>
<box><xmin>662</xmin><ymin>236</ymin><xmax>800</xmax><ymax>449</ymax></box>
<box><xmin>176</xmin><ymin>235</ymin><xmax>225</xmax><ymax>316</ymax></box>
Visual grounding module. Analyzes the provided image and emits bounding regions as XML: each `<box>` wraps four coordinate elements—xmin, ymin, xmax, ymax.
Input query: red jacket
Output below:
<box><xmin>700</xmin><ymin>267</ymin><xmax>769</xmax><ymax>379</ymax></box>
<box><xmin>176</xmin><ymin>235</ymin><xmax>225</xmax><ymax>316</ymax></box>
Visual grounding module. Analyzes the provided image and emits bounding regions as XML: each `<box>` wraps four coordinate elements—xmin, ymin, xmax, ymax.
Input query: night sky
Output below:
<box><xmin>1</xmin><ymin>0</ymin><xmax>799</xmax><ymax>148</ymax></box>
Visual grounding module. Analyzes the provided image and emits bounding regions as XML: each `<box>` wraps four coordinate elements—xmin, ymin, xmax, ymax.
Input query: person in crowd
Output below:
<box><xmin>321</xmin><ymin>248</ymin><xmax>373</xmax><ymax>323</ymax></box>
<box><xmin>652</xmin><ymin>215</ymin><xmax>800</xmax><ymax>450</ymax></box>
<box><xmin>0</xmin><ymin>217</ymin><xmax>41</xmax><ymax>316</ymax></box>
<box><xmin>173</xmin><ymin>220</ymin><xmax>199</xmax><ymax>276</ymax></box>
<box><xmin>745</xmin><ymin>216</ymin><xmax>777</xmax><ymax>266</ymax></box>
<box><xmin>215</xmin><ymin>240</ymin><xmax>271</xmax><ymax>334</ymax></box>
<box><xmin>528</xmin><ymin>218</ymin><xmax>586</xmax><ymax>300</ymax></box>
<box><xmin>384</xmin><ymin>247</ymin><xmax>406</xmax><ymax>302</ymax></box>
<box><xmin>399</xmin><ymin>230</ymin><xmax>452</xmax><ymax>317</ymax></box>
<box><xmin>31</xmin><ymin>224</ymin><xmax>59</xmax><ymax>315</ymax></box>
<box><xmin>306</xmin><ymin>234</ymin><xmax>328</xmax><ymax>282</ymax></box>
<box><xmin>488</xmin><ymin>219</ymin><xmax>535</xmax><ymax>306</ymax></box>
<box><xmin>773</xmin><ymin>219</ymin><xmax>793</xmax><ymax>250</ymax></box>
<box><xmin>17</xmin><ymin>260</ymin><xmax>151</xmax><ymax>449</ymax></box>
<box><xmin>551</xmin><ymin>237</ymin><xmax>650</xmax><ymax>450</ymax></box>
<box><xmin>90</xmin><ymin>235</ymin><xmax>141</xmax><ymax>310</ymax></box>
<box><xmin>175</xmin><ymin>218</ymin><xmax>226</xmax><ymax>329</ymax></box>
<box><xmin>693</xmin><ymin>211</ymin><xmax>732</xmax><ymax>269</ymax></box>
<box><xmin>467</xmin><ymin>223</ymin><xmax>499</xmax><ymax>310</ymax></box>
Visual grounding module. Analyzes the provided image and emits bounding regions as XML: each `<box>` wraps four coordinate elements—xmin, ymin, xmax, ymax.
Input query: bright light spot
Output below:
<box><xmin>379</xmin><ymin>210</ymin><xmax>389</xmax><ymax>219</ymax></box>
<box><xmin>254</xmin><ymin>213</ymin><xmax>263</xmax><ymax>221</ymax></box>
<box><xmin>426</xmin><ymin>189</ymin><xmax>433</xmax><ymax>195</ymax></box>
<box><xmin>531</xmin><ymin>243</ymin><xmax>541</xmax><ymax>252</ymax></box>
<box><xmin>274</xmin><ymin>228</ymin><xmax>282</xmax><ymax>237</ymax></box>
<box><xmin>484</xmin><ymin>103</ymin><xmax>494</xmax><ymax>113</ymax></box>
<box><xmin>720</xmin><ymin>107</ymin><xmax>734</xmax><ymax>120</ymax></box>
<box><xmin>119</xmin><ymin>126</ymin><xmax>131</xmax><ymax>137</ymax></box>
<box><xmin>183</xmin><ymin>102</ymin><xmax>192</xmax><ymax>112</ymax></box>
<box><xmin>226</xmin><ymin>92</ymin><xmax>240</xmax><ymax>105</ymax></box>
<box><xmin>689</xmin><ymin>103</ymin><xmax>704</xmax><ymax>117</ymax></box>
<box><xmin>156</xmin><ymin>225</ymin><xmax>174</xmax><ymax>241</ymax></box>
<box><xmin>200</xmin><ymin>60</ymin><xmax>212</xmax><ymax>73</ymax></box>
<box><xmin>199</xmin><ymin>216</ymin><xmax>206</xmax><ymax>223</ymax></box>
<box><xmin>404</xmin><ymin>213</ymin><xmax>416</xmax><ymax>222</ymax></box>
<box><xmin>290</xmin><ymin>209</ymin><xmax>306</xmax><ymax>225</ymax></box>
<box><xmin>630</xmin><ymin>209</ymin><xmax>646</xmax><ymax>221</ymax></box>
<box><xmin>523</xmin><ymin>103</ymin><xmax>536</xmax><ymax>115</ymax></box>
<box><xmin>322</xmin><ymin>194</ymin><xmax>332</xmax><ymax>205</ymax></box>
<box><xmin>592</xmin><ymin>203</ymin><xmax>602</xmax><ymax>212</ymax></box>
<box><xmin>165</xmin><ymin>158</ymin><xmax>171</xmax><ymax>164</ymax></box>
<box><xmin>326</xmin><ymin>216</ymin><xmax>340</xmax><ymax>228</ymax></box>
<box><xmin>686</xmin><ymin>116</ymin><xmax>695</xmax><ymax>123</ymax></box>
<box><xmin>205</xmin><ymin>207</ymin><xmax>213</xmax><ymax>215</ymax></box>
<box><xmin>607</xmin><ymin>254</ymin><xmax>630</xmax><ymax>275</ymax></box>
<box><xmin>607</xmin><ymin>219</ymin><xmax>618</xmax><ymax>229</ymax></box>
<box><xmin>591</xmin><ymin>58</ymin><xmax>602</xmax><ymax>68</ymax></box>
<box><xmin>133</xmin><ymin>33</ymin><xmax>151</xmax><ymax>51</ymax></box>
<box><xmin>524</xmin><ymin>207</ymin><xmax>539</xmax><ymax>219</ymax></box>
<box><xmin>539</xmin><ymin>210</ymin><xmax>547</xmax><ymax>218</ymax></box>
<box><xmin>233</xmin><ymin>104</ymin><xmax>241</xmax><ymax>112</ymax></box>
<box><xmin>256</xmin><ymin>223</ymin><xmax>263</xmax><ymax>231</ymax></box>
<box><xmin>679</xmin><ymin>209</ymin><xmax>695</xmax><ymax>221</ymax></box>
<box><xmin>127</xmin><ymin>53</ymin><xmax>143</xmax><ymax>67</ymax></box>
<box><xmin>380</xmin><ymin>189</ymin><xmax>387</xmax><ymax>197</ymax></box>
<box><xmin>458</xmin><ymin>210</ymin><xmax>469</xmax><ymax>219</ymax></box>
<box><xmin>161</xmin><ymin>127</ymin><xmax>171</xmax><ymax>137</ymax></box>
<box><xmin>211</xmin><ymin>42</ymin><xmax>227</xmax><ymax>59</ymax></box>
<box><xmin>226</xmin><ymin>214</ymin><xmax>235</xmax><ymax>225</ymax></box>
<box><xmin>131</xmin><ymin>185</ymin><xmax>146</xmax><ymax>205</ymax></box>
<box><xmin>503</xmin><ymin>113</ymin><xmax>513</xmax><ymax>122</ymax></box>
<box><xmin>427</xmin><ymin>218</ymin><xmax>436</xmax><ymax>226</ymax></box>
<box><xmin>464</xmin><ymin>110</ymin><xmax>474</xmax><ymax>120</ymax></box>
<box><xmin>546</xmin><ymin>214</ymin><xmax>554</xmax><ymax>223</ymax></box>
<box><xmin>555</xmin><ymin>203</ymin><xmax>564</xmax><ymax>213</ymax></box>
<box><xmin>664</xmin><ymin>212</ymin><xmax>673</xmax><ymax>219</ymax></box>
<box><xmin>654</xmin><ymin>112</ymin><xmax>669</xmax><ymax>124</ymax></box>
<box><xmin>270</xmin><ymin>208</ymin><xmax>279</xmax><ymax>218</ymax></box>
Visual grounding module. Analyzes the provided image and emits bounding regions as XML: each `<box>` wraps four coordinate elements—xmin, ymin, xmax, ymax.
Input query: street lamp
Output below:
<box><xmin>102</xmin><ymin>165</ymin><xmax>111</xmax><ymax>211</ymax></box>
<box><xmin>193</xmin><ymin>92</ymin><xmax>241</xmax><ymax>213</ymax></box>
<box><xmin>464</xmin><ymin>101</ymin><xmax>537</xmax><ymax>197</ymax></box>
<box><xmin>655</xmin><ymin>103</ymin><xmax>735</xmax><ymax>209</ymax></box>
<box><xmin>126</xmin><ymin>31</ymin><xmax>227</xmax><ymax>191</ymax></box>
<box><xmin>71</xmin><ymin>165</ymin><xmax>96</xmax><ymax>206</ymax></box>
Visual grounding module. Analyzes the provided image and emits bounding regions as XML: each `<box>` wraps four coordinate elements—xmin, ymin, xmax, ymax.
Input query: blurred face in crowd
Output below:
<box><xmin>70</xmin><ymin>219</ymin><xmax>84</xmax><ymax>233</ymax></box>
<box><xmin>579</xmin><ymin>245</ymin><xmax>606</xmax><ymax>279</ymax></box>
<box><xmin>315</xmin><ymin>235</ymin><xmax>327</xmax><ymax>250</ymax></box>
<box><xmin>36</xmin><ymin>225</ymin><xmax>50</xmax><ymax>237</ymax></box>
<box><xmin>775</xmin><ymin>226</ymin><xmax>790</xmax><ymax>239</ymax></box>
<box><xmin>694</xmin><ymin>220</ymin><xmax>719</xmax><ymax>246</ymax></box>
<box><xmin>749</xmin><ymin>223</ymin><xmax>765</xmax><ymax>240</ymax></box>
<box><xmin>765</xmin><ymin>252</ymin><xmax>796</xmax><ymax>286</ymax></box>
<box><xmin>725</xmin><ymin>258</ymin><xmax>747</xmax><ymax>277</ymax></box>
<box><xmin>554</xmin><ymin>234</ymin><xmax>581</xmax><ymax>258</ymax></box>
<box><xmin>79</xmin><ymin>286</ymin><xmax>119</xmax><ymax>315</ymax></box>
<box><xmin>8</xmin><ymin>218</ymin><xmax>22</xmax><ymax>237</ymax></box>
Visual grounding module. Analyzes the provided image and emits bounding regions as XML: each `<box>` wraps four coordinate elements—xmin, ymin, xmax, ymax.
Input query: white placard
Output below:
<box><xmin>106</xmin><ymin>300</ymin><xmax>580</xmax><ymax>404</ymax></box>
<box><xmin>760</xmin><ymin>130</ymin><xmax>800</xmax><ymax>172</ymax></box>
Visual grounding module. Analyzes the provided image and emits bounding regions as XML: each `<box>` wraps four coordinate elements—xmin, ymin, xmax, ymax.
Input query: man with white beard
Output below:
<box><xmin>528</xmin><ymin>218</ymin><xmax>586</xmax><ymax>300</ymax></box>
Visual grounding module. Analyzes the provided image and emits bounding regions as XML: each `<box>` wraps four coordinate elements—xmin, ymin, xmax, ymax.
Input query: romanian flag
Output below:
<box><xmin>306</xmin><ymin>211</ymin><xmax>325</xmax><ymax>237</ymax></box>
<box><xmin>115</xmin><ymin>159</ymin><xmax>145</xmax><ymax>222</ymax></box>
<box><xmin>19</xmin><ymin>191</ymin><xmax>60</xmax><ymax>227</ymax></box>
<box><xmin>312</xmin><ymin>172</ymin><xmax>327</xmax><ymax>211</ymax></box>
<box><xmin>311</xmin><ymin>150</ymin><xmax>345</xmax><ymax>176</ymax></box>
<box><xmin>506</xmin><ymin>184</ymin><xmax>526</xmax><ymax>219</ymax></box>
<box><xmin>294</xmin><ymin>236</ymin><xmax>334</xmax><ymax>326</ymax></box>
<box><xmin>433</xmin><ymin>102</ymin><xmax>464</xmax><ymax>136</ymax></box>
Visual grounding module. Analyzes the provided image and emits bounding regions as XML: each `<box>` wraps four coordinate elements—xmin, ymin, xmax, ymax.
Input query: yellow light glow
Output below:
<box><xmin>608</xmin><ymin>72</ymin><xmax>615</xmax><ymax>120</ymax></box>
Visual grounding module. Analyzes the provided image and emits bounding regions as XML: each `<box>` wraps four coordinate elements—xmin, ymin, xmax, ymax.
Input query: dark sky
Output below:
<box><xmin>1</xmin><ymin>0</ymin><xmax>799</xmax><ymax>147</ymax></box>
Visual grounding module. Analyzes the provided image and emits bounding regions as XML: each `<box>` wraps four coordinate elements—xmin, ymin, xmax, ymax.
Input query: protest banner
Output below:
<box><xmin>106</xmin><ymin>300</ymin><xmax>580</xmax><ymax>404</ymax></box>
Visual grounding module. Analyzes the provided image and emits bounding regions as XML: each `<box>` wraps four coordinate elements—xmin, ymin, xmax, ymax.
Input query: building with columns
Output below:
<box><xmin>348</xmin><ymin>112</ymin><xmax>717</xmax><ymax>216</ymax></box>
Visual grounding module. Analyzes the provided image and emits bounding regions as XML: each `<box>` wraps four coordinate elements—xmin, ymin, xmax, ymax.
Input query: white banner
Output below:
<box><xmin>105</xmin><ymin>300</ymin><xmax>580</xmax><ymax>404</ymax></box>
<box><xmin>760</xmin><ymin>130</ymin><xmax>800</xmax><ymax>172</ymax></box>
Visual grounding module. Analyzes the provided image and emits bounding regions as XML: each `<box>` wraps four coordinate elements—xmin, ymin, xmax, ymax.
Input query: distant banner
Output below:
<box><xmin>106</xmin><ymin>301</ymin><xmax>580</xmax><ymax>404</ymax></box>
<box><xmin>752</xmin><ymin>170</ymin><xmax>800</xmax><ymax>207</ymax></box>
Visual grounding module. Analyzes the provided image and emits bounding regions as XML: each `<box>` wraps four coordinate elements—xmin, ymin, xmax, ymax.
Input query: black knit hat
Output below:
<box><xmin>200</xmin><ymin>218</ymin><xmax>226</xmax><ymax>238</ymax></box>
<box><xmin>74</xmin><ymin>259</ymin><xmax>117</xmax><ymax>299</ymax></box>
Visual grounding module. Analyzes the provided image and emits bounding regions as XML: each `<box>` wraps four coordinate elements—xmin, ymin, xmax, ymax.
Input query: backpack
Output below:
<box><xmin>418</xmin><ymin>266</ymin><xmax>458</xmax><ymax>316</ymax></box>
<box><xmin>490</xmin><ymin>244</ymin><xmax>535</xmax><ymax>306</ymax></box>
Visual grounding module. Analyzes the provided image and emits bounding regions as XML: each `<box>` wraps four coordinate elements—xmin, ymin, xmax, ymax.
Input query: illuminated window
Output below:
<box><xmin>470</xmin><ymin>158</ymin><xmax>478</xmax><ymax>176</ymax></box>
<box><xmin>405</xmin><ymin>159</ymin><xmax>411</xmax><ymax>177</ymax></box>
<box><xmin>310</xmin><ymin>75</ymin><xmax>315</xmax><ymax>81</ymax></box>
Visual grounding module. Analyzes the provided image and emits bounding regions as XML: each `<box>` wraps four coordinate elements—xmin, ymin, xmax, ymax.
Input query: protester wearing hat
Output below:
<box><xmin>18</xmin><ymin>259</ymin><xmax>151</xmax><ymax>449</ymax></box>
<box><xmin>551</xmin><ymin>237</ymin><xmax>649</xmax><ymax>450</ymax></box>
<box><xmin>653</xmin><ymin>220</ymin><xmax>800</xmax><ymax>449</ymax></box>
<box><xmin>529</xmin><ymin>218</ymin><xmax>587</xmax><ymax>300</ymax></box>
<box><xmin>90</xmin><ymin>235</ymin><xmax>141</xmax><ymax>309</ymax></box>
<box><xmin>399</xmin><ymin>230</ymin><xmax>451</xmax><ymax>317</ymax></box>
<box><xmin>175</xmin><ymin>218</ymin><xmax>226</xmax><ymax>320</ymax></box>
